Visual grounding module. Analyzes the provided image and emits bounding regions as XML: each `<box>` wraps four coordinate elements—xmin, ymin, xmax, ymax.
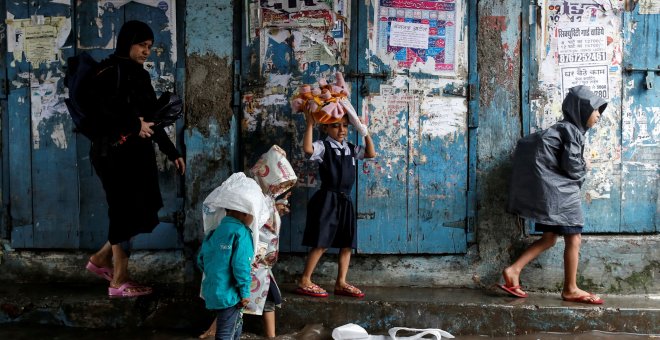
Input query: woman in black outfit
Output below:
<box><xmin>84</xmin><ymin>20</ymin><xmax>185</xmax><ymax>297</ymax></box>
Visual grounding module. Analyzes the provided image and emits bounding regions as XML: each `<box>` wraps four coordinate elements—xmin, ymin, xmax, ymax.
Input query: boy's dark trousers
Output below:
<box><xmin>215</xmin><ymin>305</ymin><xmax>243</xmax><ymax>340</ymax></box>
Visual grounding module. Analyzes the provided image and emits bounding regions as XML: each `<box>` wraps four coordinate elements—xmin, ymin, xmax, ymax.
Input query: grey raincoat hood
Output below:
<box><xmin>507</xmin><ymin>86</ymin><xmax>607</xmax><ymax>226</ymax></box>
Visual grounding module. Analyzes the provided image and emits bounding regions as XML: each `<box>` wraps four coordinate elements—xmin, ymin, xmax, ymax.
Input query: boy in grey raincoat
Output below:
<box><xmin>499</xmin><ymin>85</ymin><xmax>607</xmax><ymax>304</ymax></box>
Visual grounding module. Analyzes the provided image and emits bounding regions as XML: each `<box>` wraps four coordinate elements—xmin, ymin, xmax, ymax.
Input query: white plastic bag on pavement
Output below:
<box><xmin>332</xmin><ymin>323</ymin><xmax>370</xmax><ymax>340</ymax></box>
<box><xmin>332</xmin><ymin>324</ymin><xmax>454</xmax><ymax>340</ymax></box>
<box><xmin>388</xmin><ymin>327</ymin><xmax>454</xmax><ymax>339</ymax></box>
<box><xmin>201</xmin><ymin>172</ymin><xmax>270</xmax><ymax>254</ymax></box>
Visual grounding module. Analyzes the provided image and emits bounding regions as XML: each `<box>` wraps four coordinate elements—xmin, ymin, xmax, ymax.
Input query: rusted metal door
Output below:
<box><xmin>239</xmin><ymin>0</ymin><xmax>353</xmax><ymax>252</ymax></box>
<box><xmin>241</xmin><ymin>0</ymin><xmax>475</xmax><ymax>254</ymax></box>
<box><xmin>526</xmin><ymin>0</ymin><xmax>658</xmax><ymax>233</ymax></box>
<box><xmin>4</xmin><ymin>1</ymin><xmax>183</xmax><ymax>249</ymax></box>
<box><xmin>354</xmin><ymin>0</ymin><xmax>474</xmax><ymax>254</ymax></box>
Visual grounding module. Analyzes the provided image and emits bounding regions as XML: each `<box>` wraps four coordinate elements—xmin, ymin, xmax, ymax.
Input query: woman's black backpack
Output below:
<box><xmin>64</xmin><ymin>52</ymin><xmax>119</xmax><ymax>139</ymax></box>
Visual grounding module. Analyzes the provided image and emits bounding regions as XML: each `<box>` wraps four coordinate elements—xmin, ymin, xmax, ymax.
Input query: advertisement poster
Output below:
<box><xmin>6</xmin><ymin>16</ymin><xmax>69</xmax><ymax>64</ymax></box>
<box><xmin>377</xmin><ymin>0</ymin><xmax>457</xmax><ymax>72</ymax></box>
<box><xmin>556</xmin><ymin>24</ymin><xmax>609</xmax><ymax>99</ymax></box>
<box><xmin>560</xmin><ymin>65</ymin><xmax>609</xmax><ymax>99</ymax></box>
<box><xmin>260</xmin><ymin>0</ymin><xmax>346</xmax><ymax>28</ymax></box>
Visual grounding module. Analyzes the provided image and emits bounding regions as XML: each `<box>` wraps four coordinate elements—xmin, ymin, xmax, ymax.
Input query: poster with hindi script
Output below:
<box><xmin>377</xmin><ymin>0</ymin><xmax>457</xmax><ymax>72</ymax></box>
<box><xmin>556</xmin><ymin>24</ymin><xmax>609</xmax><ymax>99</ymax></box>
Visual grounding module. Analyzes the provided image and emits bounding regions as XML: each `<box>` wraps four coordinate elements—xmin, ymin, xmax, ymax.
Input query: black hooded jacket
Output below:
<box><xmin>87</xmin><ymin>21</ymin><xmax>180</xmax><ymax>244</ymax></box>
<box><xmin>507</xmin><ymin>86</ymin><xmax>607</xmax><ymax>226</ymax></box>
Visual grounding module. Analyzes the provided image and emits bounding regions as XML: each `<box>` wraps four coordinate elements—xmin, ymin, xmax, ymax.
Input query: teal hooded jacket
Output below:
<box><xmin>198</xmin><ymin>216</ymin><xmax>254</xmax><ymax>310</ymax></box>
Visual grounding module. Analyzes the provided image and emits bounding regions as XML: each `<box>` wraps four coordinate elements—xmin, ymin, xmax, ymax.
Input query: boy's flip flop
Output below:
<box><xmin>295</xmin><ymin>284</ymin><xmax>329</xmax><ymax>298</ymax></box>
<box><xmin>334</xmin><ymin>284</ymin><xmax>365</xmax><ymax>298</ymax></box>
<box><xmin>497</xmin><ymin>284</ymin><xmax>528</xmax><ymax>298</ymax></box>
<box><xmin>86</xmin><ymin>260</ymin><xmax>113</xmax><ymax>281</ymax></box>
<box><xmin>562</xmin><ymin>293</ymin><xmax>604</xmax><ymax>305</ymax></box>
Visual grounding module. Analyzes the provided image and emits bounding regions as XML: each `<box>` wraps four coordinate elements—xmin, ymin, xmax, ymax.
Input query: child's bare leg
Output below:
<box><xmin>502</xmin><ymin>232</ymin><xmax>557</xmax><ymax>295</ymax></box>
<box><xmin>562</xmin><ymin>234</ymin><xmax>600</xmax><ymax>301</ymax></box>
<box><xmin>198</xmin><ymin>319</ymin><xmax>216</xmax><ymax>339</ymax></box>
<box><xmin>262</xmin><ymin>311</ymin><xmax>275</xmax><ymax>338</ymax></box>
<box><xmin>335</xmin><ymin>247</ymin><xmax>352</xmax><ymax>289</ymax></box>
<box><xmin>300</xmin><ymin>247</ymin><xmax>326</xmax><ymax>291</ymax></box>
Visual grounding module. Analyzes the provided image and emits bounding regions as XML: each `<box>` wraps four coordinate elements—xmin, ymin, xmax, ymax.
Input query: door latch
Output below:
<box><xmin>344</xmin><ymin>72</ymin><xmax>389</xmax><ymax>80</ymax></box>
<box><xmin>624</xmin><ymin>64</ymin><xmax>659</xmax><ymax>90</ymax></box>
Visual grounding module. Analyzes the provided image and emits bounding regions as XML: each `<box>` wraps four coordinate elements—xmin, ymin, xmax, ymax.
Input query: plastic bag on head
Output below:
<box><xmin>249</xmin><ymin>145</ymin><xmax>297</xmax><ymax>198</ymax></box>
<box><xmin>201</xmin><ymin>172</ymin><xmax>269</xmax><ymax>254</ymax></box>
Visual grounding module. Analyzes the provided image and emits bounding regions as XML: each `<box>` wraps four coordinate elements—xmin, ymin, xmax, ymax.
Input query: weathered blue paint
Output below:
<box><xmin>527</xmin><ymin>2</ymin><xmax>657</xmax><ymax>234</ymax></box>
<box><xmin>24</xmin><ymin>1</ymin><xmax>78</xmax><ymax>249</ymax></box>
<box><xmin>186</xmin><ymin>1</ymin><xmax>234</xmax><ymax>57</ymax></box>
<box><xmin>354</xmin><ymin>0</ymin><xmax>472</xmax><ymax>254</ymax></box>
<box><xmin>521</xmin><ymin>0</ymin><xmax>531</xmax><ymax>137</ymax></box>
<box><xmin>0</xmin><ymin>0</ymin><xmax>8</xmax><ymax>238</ymax></box>
<box><xmin>8</xmin><ymin>88</ymin><xmax>33</xmax><ymax>248</ymax></box>
<box><xmin>4</xmin><ymin>1</ymin><xmax>183</xmax><ymax>249</ymax></box>
<box><xmin>620</xmin><ymin>7</ymin><xmax>658</xmax><ymax>233</ymax></box>
<box><xmin>466</xmin><ymin>0</ymin><xmax>478</xmax><ymax>244</ymax></box>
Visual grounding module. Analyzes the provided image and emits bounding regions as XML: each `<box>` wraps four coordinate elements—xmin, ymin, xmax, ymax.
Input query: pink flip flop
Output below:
<box><xmin>86</xmin><ymin>260</ymin><xmax>113</xmax><ymax>281</ymax></box>
<box><xmin>108</xmin><ymin>282</ymin><xmax>152</xmax><ymax>298</ymax></box>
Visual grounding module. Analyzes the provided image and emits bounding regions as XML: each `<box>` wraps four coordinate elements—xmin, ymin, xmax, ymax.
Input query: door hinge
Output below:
<box><xmin>233</xmin><ymin>60</ymin><xmax>241</xmax><ymax>106</ymax></box>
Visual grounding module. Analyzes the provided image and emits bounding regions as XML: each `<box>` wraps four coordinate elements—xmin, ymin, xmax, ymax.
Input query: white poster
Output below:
<box><xmin>556</xmin><ymin>24</ymin><xmax>609</xmax><ymax>98</ymax></box>
<box><xmin>560</xmin><ymin>65</ymin><xmax>609</xmax><ymax>99</ymax></box>
<box><xmin>389</xmin><ymin>21</ymin><xmax>430</xmax><ymax>49</ymax></box>
<box><xmin>639</xmin><ymin>0</ymin><xmax>660</xmax><ymax>14</ymax></box>
<box><xmin>557</xmin><ymin>25</ymin><xmax>607</xmax><ymax>65</ymax></box>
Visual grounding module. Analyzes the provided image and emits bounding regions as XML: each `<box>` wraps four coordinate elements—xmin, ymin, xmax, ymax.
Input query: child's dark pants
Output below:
<box><xmin>215</xmin><ymin>306</ymin><xmax>242</xmax><ymax>340</ymax></box>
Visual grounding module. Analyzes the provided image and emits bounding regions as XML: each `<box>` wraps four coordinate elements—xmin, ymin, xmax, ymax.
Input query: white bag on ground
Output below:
<box><xmin>388</xmin><ymin>327</ymin><xmax>454</xmax><ymax>339</ymax></box>
<box><xmin>332</xmin><ymin>323</ymin><xmax>371</xmax><ymax>340</ymax></box>
<box><xmin>332</xmin><ymin>324</ymin><xmax>454</xmax><ymax>340</ymax></box>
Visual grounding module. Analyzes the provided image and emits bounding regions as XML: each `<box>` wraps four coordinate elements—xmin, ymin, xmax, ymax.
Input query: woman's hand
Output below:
<box><xmin>139</xmin><ymin>117</ymin><xmax>155</xmax><ymax>138</ymax></box>
<box><xmin>173</xmin><ymin>157</ymin><xmax>186</xmax><ymax>175</ymax></box>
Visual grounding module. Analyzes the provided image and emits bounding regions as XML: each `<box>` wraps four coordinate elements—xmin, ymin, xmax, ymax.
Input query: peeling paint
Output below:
<box><xmin>420</xmin><ymin>97</ymin><xmax>466</xmax><ymax>138</ymax></box>
<box><xmin>50</xmin><ymin>123</ymin><xmax>68</xmax><ymax>149</ymax></box>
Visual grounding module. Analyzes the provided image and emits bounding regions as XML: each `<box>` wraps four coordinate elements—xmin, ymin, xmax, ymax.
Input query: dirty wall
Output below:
<box><xmin>180</xmin><ymin>0</ymin><xmax>657</xmax><ymax>294</ymax></box>
<box><xmin>0</xmin><ymin>0</ymin><xmax>656</xmax><ymax>295</ymax></box>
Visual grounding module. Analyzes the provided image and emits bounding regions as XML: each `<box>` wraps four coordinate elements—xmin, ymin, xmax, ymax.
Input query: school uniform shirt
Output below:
<box><xmin>302</xmin><ymin>137</ymin><xmax>365</xmax><ymax>249</ymax></box>
<box><xmin>198</xmin><ymin>216</ymin><xmax>254</xmax><ymax>310</ymax></box>
<box><xmin>508</xmin><ymin>85</ymin><xmax>607</xmax><ymax>227</ymax></box>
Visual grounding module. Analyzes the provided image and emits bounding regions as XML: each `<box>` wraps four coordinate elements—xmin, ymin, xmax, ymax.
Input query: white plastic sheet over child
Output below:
<box><xmin>202</xmin><ymin>172</ymin><xmax>270</xmax><ymax>254</ymax></box>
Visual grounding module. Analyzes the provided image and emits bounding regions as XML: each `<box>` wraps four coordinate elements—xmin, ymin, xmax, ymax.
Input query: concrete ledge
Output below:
<box><xmin>1</xmin><ymin>284</ymin><xmax>657</xmax><ymax>337</ymax></box>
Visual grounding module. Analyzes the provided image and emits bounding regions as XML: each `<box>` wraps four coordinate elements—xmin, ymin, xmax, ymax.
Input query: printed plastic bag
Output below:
<box><xmin>201</xmin><ymin>172</ymin><xmax>270</xmax><ymax>254</ymax></box>
<box><xmin>388</xmin><ymin>327</ymin><xmax>454</xmax><ymax>339</ymax></box>
<box><xmin>331</xmin><ymin>324</ymin><xmax>454</xmax><ymax>340</ymax></box>
<box><xmin>250</xmin><ymin>144</ymin><xmax>297</xmax><ymax>198</ymax></box>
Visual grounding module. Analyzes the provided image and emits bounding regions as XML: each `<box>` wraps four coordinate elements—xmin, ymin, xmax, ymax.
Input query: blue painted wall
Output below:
<box><xmin>182</xmin><ymin>0</ymin><xmax>238</xmax><ymax>243</ymax></box>
<box><xmin>0</xmin><ymin>0</ymin><xmax>656</xmax><ymax>294</ymax></box>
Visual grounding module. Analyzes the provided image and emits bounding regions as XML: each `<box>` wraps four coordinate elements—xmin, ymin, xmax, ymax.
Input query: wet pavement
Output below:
<box><xmin>0</xmin><ymin>324</ymin><xmax>657</xmax><ymax>339</ymax></box>
<box><xmin>1</xmin><ymin>283</ymin><xmax>658</xmax><ymax>338</ymax></box>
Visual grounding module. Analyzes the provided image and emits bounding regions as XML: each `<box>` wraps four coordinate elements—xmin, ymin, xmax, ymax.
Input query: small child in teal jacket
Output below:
<box><xmin>198</xmin><ymin>209</ymin><xmax>254</xmax><ymax>340</ymax></box>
